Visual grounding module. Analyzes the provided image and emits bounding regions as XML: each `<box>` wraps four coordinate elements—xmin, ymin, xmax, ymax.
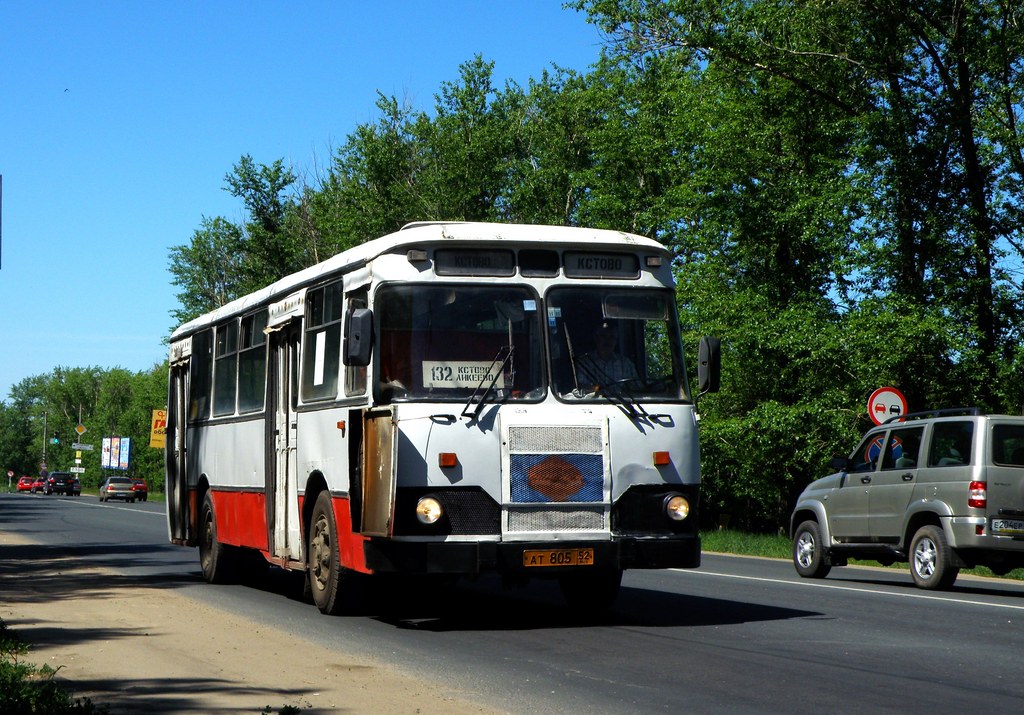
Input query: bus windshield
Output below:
<box><xmin>376</xmin><ymin>284</ymin><xmax>546</xmax><ymax>401</ymax></box>
<box><xmin>548</xmin><ymin>287</ymin><xmax>690</xmax><ymax>402</ymax></box>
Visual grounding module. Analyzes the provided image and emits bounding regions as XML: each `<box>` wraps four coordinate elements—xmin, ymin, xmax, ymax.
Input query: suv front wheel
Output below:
<box><xmin>909</xmin><ymin>525</ymin><xmax>959</xmax><ymax>590</ymax></box>
<box><xmin>793</xmin><ymin>520</ymin><xmax>832</xmax><ymax>579</ymax></box>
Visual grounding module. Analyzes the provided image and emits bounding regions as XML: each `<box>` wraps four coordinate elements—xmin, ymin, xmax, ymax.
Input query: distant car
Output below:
<box><xmin>30</xmin><ymin>476</ymin><xmax>47</xmax><ymax>493</ymax></box>
<box><xmin>67</xmin><ymin>476</ymin><xmax>81</xmax><ymax>496</ymax></box>
<box><xmin>98</xmin><ymin>476</ymin><xmax>136</xmax><ymax>503</ymax></box>
<box><xmin>45</xmin><ymin>472</ymin><xmax>78</xmax><ymax>496</ymax></box>
<box><xmin>17</xmin><ymin>476</ymin><xmax>34</xmax><ymax>492</ymax></box>
<box><xmin>130</xmin><ymin>479</ymin><xmax>148</xmax><ymax>502</ymax></box>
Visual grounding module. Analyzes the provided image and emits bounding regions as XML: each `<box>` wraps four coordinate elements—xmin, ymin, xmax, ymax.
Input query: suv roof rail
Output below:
<box><xmin>883</xmin><ymin>407</ymin><xmax>982</xmax><ymax>423</ymax></box>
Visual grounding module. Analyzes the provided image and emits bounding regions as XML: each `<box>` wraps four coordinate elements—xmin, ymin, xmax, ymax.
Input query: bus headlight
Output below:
<box><xmin>415</xmin><ymin>496</ymin><xmax>443</xmax><ymax>525</ymax></box>
<box><xmin>664</xmin><ymin>494</ymin><xmax>690</xmax><ymax>522</ymax></box>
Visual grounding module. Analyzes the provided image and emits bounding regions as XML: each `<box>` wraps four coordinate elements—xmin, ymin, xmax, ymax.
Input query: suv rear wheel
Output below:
<box><xmin>793</xmin><ymin>520</ymin><xmax>832</xmax><ymax>579</ymax></box>
<box><xmin>909</xmin><ymin>525</ymin><xmax>959</xmax><ymax>590</ymax></box>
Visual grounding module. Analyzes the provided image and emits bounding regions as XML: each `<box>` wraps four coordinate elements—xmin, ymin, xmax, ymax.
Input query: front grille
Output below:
<box><xmin>508</xmin><ymin>424</ymin><xmax>604</xmax><ymax>453</ymax></box>
<box><xmin>509</xmin><ymin>453</ymin><xmax>604</xmax><ymax>502</ymax></box>
<box><xmin>507</xmin><ymin>506</ymin><xmax>605</xmax><ymax>532</ymax></box>
<box><xmin>506</xmin><ymin>423</ymin><xmax>607</xmax><ymax>534</ymax></box>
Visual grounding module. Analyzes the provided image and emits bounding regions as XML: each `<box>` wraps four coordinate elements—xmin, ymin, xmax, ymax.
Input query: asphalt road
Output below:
<box><xmin>3</xmin><ymin>491</ymin><xmax>1024</xmax><ymax>714</ymax></box>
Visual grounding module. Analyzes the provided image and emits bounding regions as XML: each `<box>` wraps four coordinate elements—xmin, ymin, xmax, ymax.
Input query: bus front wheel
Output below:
<box><xmin>308</xmin><ymin>491</ymin><xmax>348</xmax><ymax>615</ymax></box>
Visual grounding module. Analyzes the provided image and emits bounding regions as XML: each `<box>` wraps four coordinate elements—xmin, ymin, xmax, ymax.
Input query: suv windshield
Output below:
<box><xmin>548</xmin><ymin>287</ymin><xmax>690</xmax><ymax>401</ymax></box>
<box><xmin>375</xmin><ymin>284</ymin><xmax>545</xmax><ymax>402</ymax></box>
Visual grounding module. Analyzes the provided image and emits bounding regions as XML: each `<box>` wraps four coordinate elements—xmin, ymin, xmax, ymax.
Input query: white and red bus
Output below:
<box><xmin>166</xmin><ymin>221</ymin><xmax>720</xmax><ymax>613</ymax></box>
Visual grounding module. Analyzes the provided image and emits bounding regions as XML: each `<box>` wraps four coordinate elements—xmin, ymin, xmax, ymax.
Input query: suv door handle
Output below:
<box><xmin>860</xmin><ymin>476</ymin><xmax>872</xmax><ymax>484</ymax></box>
<box><xmin>902</xmin><ymin>473</ymin><xmax>914</xmax><ymax>481</ymax></box>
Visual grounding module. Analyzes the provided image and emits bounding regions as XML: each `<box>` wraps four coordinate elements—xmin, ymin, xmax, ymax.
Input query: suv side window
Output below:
<box><xmin>992</xmin><ymin>424</ymin><xmax>1024</xmax><ymax>466</ymax></box>
<box><xmin>927</xmin><ymin>421</ymin><xmax>974</xmax><ymax>467</ymax></box>
<box><xmin>850</xmin><ymin>431</ymin><xmax>884</xmax><ymax>472</ymax></box>
<box><xmin>881</xmin><ymin>426</ymin><xmax>924</xmax><ymax>470</ymax></box>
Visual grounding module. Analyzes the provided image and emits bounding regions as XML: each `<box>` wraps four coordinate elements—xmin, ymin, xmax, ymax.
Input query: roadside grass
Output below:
<box><xmin>702</xmin><ymin>528</ymin><xmax>1024</xmax><ymax>581</ymax></box>
<box><xmin>0</xmin><ymin>619</ymin><xmax>107</xmax><ymax>714</ymax></box>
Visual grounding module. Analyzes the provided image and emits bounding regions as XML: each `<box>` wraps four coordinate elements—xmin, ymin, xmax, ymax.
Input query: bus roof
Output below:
<box><xmin>170</xmin><ymin>221</ymin><xmax>668</xmax><ymax>340</ymax></box>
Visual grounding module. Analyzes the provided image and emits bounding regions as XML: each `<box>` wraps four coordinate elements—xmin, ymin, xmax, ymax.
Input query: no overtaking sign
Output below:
<box><xmin>867</xmin><ymin>386</ymin><xmax>908</xmax><ymax>425</ymax></box>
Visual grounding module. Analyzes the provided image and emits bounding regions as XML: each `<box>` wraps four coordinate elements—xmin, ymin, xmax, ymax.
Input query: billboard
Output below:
<box><xmin>101</xmin><ymin>437</ymin><xmax>132</xmax><ymax>470</ymax></box>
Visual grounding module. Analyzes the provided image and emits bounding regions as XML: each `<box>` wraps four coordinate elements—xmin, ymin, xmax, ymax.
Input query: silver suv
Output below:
<box><xmin>790</xmin><ymin>408</ymin><xmax>1024</xmax><ymax>589</ymax></box>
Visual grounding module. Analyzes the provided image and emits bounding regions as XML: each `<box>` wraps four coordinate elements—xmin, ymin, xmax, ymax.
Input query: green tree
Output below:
<box><xmin>1</xmin><ymin>366</ymin><xmax>167</xmax><ymax>491</ymax></box>
<box><xmin>0</xmin><ymin>401</ymin><xmax>34</xmax><ymax>481</ymax></box>
<box><xmin>503</xmin><ymin>67</ymin><xmax>595</xmax><ymax>225</ymax></box>
<box><xmin>168</xmin><ymin>216</ymin><xmax>246</xmax><ymax>327</ymax></box>
<box><xmin>316</xmin><ymin>56</ymin><xmax>525</xmax><ymax>240</ymax></box>
<box><xmin>574</xmin><ymin>0</ymin><xmax>1024</xmax><ymax>528</ymax></box>
<box><xmin>224</xmin><ymin>155</ymin><xmax>301</xmax><ymax>290</ymax></box>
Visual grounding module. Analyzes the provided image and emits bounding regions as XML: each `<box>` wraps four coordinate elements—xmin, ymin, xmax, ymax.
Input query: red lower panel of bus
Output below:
<box><xmin>210</xmin><ymin>490</ymin><xmax>370</xmax><ymax>574</ymax></box>
<box><xmin>211</xmin><ymin>490</ymin><xmax>269</xmax><ymax>551</ymax></box>
<box><xmin>297</xmin><ymin>493</ymin><xmax>370</xmax><ymax>574</ymax></box>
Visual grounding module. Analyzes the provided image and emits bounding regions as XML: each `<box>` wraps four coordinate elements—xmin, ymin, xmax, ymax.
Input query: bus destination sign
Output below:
<box><xmin>564</xmin><ymin>252</ymin><xmax>639</xmax><ymax>279</ymax></box>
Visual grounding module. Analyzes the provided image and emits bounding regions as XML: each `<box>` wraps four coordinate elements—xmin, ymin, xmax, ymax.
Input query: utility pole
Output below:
<box><xmin>41</xmin><ymin>411</ymin><xmax>48</xmax><ymax>476</ymax></box>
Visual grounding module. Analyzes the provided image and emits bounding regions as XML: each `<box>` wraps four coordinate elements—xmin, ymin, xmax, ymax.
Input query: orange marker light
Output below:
<box><xmin>653</xmin><ymin>451</ymin><xmax>670</xmax><ymax>466</ymax></box>
<box><xmin>439</xmin><ymin>452</ymin><xmax>458</xmax><ymax>468</ymax></box>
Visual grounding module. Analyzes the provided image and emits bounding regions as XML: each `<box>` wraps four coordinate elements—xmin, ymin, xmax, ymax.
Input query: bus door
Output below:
<box><xmin>362</xmin><ymin>408</ymin><xmax>396</xmax><ymax>536</ymax></box>
<box><xmin>166</xmin><ymin>362</ymin><xmax>190</xmax><ymax>545</ymax></box>
<box><xmin>268</xmin><ymin>324</ymin><xmax>302</xmax><ymax>561</ymax></box>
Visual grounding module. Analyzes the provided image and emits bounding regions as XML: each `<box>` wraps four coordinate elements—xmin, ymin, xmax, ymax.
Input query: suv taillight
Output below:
<box><xmin>969</xmin><ymin>481</ymin><xmax>987</xmax><ymax>509</ymax></box>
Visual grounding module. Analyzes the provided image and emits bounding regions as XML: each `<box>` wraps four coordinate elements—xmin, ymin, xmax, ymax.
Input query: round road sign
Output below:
<box><xmin>867</xmin><ymin>386</ymin><xmax>908</xmax><ymax>425</ymax></box>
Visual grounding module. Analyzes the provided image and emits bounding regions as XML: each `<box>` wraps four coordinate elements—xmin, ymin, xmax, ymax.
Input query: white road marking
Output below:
<box><xmin>678</xmin><ymin>567</ymin><xmax>1024</xmax><ymax>611</ymax></box>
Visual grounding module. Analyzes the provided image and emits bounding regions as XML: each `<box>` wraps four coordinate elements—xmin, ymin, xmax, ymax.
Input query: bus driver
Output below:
<box><xmin>576</xmin><ymin>322</ymin><xmax>639</xmax><ymax>388</ymax></box>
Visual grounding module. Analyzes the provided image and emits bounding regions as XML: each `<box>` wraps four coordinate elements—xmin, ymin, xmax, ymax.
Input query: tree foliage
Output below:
<box><xmin>92</xmin><ymin>2</ymin><xmax>1024</xmax><ymax>531</ymax></box>
<box><xmin>1</xmin><ymin>365</ymin><xmax>168</xmax><ymax>493</ymax></box>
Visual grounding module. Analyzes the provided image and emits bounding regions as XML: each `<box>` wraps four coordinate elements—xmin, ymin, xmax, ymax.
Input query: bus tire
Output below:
<box><xmin>199</xmin><ymin>492</ymin><xmax>236</xmax><ymax>584</ymax></box>
<box><xmin>559</xmin><ymin>568</ymin><xmax>622</xmax><ymax>614</ymax></box>
<box><xmin>308</xmin><ymin>491</ymin><xmax>346</xmax><ymax>615</ymax></box>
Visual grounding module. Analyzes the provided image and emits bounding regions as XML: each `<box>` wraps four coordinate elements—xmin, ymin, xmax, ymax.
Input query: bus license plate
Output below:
<box><xmin>523</xmin><ymin>548</ymin><xmax>595</xmax><ymax>567</ymax></box>
<box><xmin>991</xmin><ymin>518</ymin><xmax>1024</xmax><ymax>535</ymax></box>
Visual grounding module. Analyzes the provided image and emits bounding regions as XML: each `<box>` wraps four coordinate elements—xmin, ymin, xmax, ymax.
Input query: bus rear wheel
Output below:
<box><xmin>199</xmin><ymin>492</ymin><xmax>236</xmax><ymax>584</ymax></box>
<box><xmin>308</xmin><ymin>491</ymin><xmax>348</xmax><ymax>615</ymax></box>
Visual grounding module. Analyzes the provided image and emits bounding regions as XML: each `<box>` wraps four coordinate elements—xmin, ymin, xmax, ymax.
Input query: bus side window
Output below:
<box><xmin>302</xmin><ymin>281</ymin><xmax>343</xmax><ymax>401</ymax></box>
<box><xmin>189</xmin><ymin>329</ymin><xmax>213</xmax><ymax>421</ymax></box>
<box><xmin>213</xmin><ymin>320</ymin><xmax>239</xmax><ymax>416</ymax></box>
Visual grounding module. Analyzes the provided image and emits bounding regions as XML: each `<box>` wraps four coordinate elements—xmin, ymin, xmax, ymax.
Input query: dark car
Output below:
<box><xmin>98</xmin><ymin>476</ymin><xmax>136</xmax><ymax>503</ymax></box>
<box><xmin>45</xmin><ymin>472</ymin><xmax>78</xmax><ymax>496</ymax></box>
<box><xmin>67</xmin><ymin>476</ymin><xmax>82</xmax><ymax>496</ymax></box>
<box><xmin>17</xmin><ymin>476</ymin><xmax>34</xmax><ymax>492</ymax></box>
<box><xmin>30</xmin><ymin>476</ymin><xmax>47</xmax><ymax>493</ymax></box>
<box><xmin>130</xmin><ymin>479</ymin><xmax>148</xmax><ymax>502</ymax></box>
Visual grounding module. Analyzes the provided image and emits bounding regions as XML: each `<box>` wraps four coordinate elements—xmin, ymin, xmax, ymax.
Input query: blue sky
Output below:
<box><xmin>0</xmin><ymin>1</ymin><xmax>605</xmax><ymax>401</ymax></box>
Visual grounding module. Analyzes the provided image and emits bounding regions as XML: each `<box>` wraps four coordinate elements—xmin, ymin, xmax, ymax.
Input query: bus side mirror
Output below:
<box><xmin>697</xmin><ymin>336</ymin><xmax>721</xmax><ymax>394</ymax></box>
<box><xmin>344</xmin><ymin>308</ymin><xmax>373</xmax><ymax>366</ymax></box>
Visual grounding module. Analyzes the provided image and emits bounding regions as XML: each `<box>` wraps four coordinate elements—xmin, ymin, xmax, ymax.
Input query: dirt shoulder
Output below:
<box><xmin>0</xmin><ymin>530</ymin><xmax>505</xmax><ymax>714</ymax></box>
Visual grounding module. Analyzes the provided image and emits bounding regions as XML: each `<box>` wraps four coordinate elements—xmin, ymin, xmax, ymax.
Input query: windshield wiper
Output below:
<box><xmin>461</xmin><ymin>345</ymin><xmax>515</xmax><ymax>421</ymax></box>
<box><xmin>575</xmin><ymin>359</ymin><xmax>646</xmax><ymax>421</ymax></box>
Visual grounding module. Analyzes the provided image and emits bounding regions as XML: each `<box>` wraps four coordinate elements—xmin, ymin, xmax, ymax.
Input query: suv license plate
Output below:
<box><xmin>991</xmin><ymin>518</ymin><xmax>1024</xmax><ymax>535</ymax></box>
<box><xmin>523</xmin><ymin>548</ymin><xmax>595</xmax><ymax>568</ymax></box>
